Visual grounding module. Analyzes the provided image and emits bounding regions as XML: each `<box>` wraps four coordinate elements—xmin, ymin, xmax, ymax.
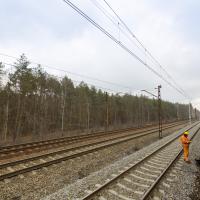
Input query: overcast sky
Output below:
<box><xmin>0</xmin><ymin>0</ymin><xmax>200</xmax><ymax>108</ymax></box>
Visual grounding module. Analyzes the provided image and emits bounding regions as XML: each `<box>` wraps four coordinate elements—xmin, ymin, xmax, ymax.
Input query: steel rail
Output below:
<box><xmin>0</xmin><ymin>122</ymin><xmax>193</xmax><ymax>181</ymax></box>
<box><xmin>141</xmin><ymin>123</ymin><xmax>199</xmax><ymax>199</ymax></box>
<box><xmin>81</xmin><ymin>122</ymin><xmax>200</xmax><ymax>200</ymax></box>
<box><xmin>0</xmin><ymin>123</ymin><xmax>160</xmax><ymax>150</ymax></box>
<box><xmin>0</xmin><ymin>122</ymin><xmax>187</xmax><ymax>169</ymax></box>
<box><xmin>0</xmin><ymin>120</ymin><xmax>186</xmax><ymax>152</ymax></box>
<box><xmin>0</xmin><ymin>121</ymin><xmax>186</xmax><ymax>156</ymax></box>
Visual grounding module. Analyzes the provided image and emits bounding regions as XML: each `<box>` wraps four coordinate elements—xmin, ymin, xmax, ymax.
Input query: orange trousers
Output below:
<box><xmin>183</xmin><ymin>145</ymin><xmax>189</xmax><ymax>161</ymax></box>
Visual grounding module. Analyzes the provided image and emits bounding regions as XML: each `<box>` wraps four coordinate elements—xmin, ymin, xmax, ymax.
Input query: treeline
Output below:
<box><xmin>0</xmin><ymin>55</ymin><xmax>196</xmax><ymax>142</ymax></box>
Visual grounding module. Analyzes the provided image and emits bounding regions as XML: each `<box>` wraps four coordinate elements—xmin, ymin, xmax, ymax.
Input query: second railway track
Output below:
<box><xmin>0</xmin><ymin>121</ymin><xmax>189</xmax><ymax>182</ymax></box>
<box><xmin>0</xmin><ymin>121</ymin><xmax>187</xmax><ymax>159</ymax></box>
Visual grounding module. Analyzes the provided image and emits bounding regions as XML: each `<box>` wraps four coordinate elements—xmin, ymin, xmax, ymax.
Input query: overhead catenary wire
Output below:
<box><xmin>0</xmin><ymin>51</ymin><xmax>168</xmax><ymax>96</ymax></box>
<box><xmin>0</xmin><ymin>52</ymin><xmax>136</xmax><ymax>92</ymax></box>
<box><xmin>90</xmin><ymin>0</ymin><xmax>183</xmax><ymax>97</ymax></box>
<box><xmin>61</xmin><ymin>0</ymin><xmax>188</xmax><ymax>98</ymax></box>
<box><xmin>89</xmin><ymin>0</ymin><xmax>146</xmax><ymax>54</ymax></box>
<box><xmin>0</xmin><ymin>1</ymin><xmax>190</xmax><ymax>99</ymax></box>
<box><xmin>90</xmin><ymin>0</ymin><xmax>117</xmax><ymax>26</ymax></box>
<box><xmin>2</xmin><ymin>61</ymin><xmax>135</xmax><ymax>96</ymax></box>
<box><xmin>102</xmin><ymin>0</ymin><xmax>190</xmax><ymax>99</ymax></box>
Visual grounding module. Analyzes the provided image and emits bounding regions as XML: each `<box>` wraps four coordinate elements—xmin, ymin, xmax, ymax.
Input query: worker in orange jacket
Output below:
<box><xmin>180</xmin><ymin>131</ymin><xmax>191</xmax><ymax>162</ymax></box>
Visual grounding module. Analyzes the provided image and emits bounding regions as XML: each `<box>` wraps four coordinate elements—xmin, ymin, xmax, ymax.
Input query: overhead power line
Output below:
<box><xmin>61</xmin><ymin>0</ymin><xmax>189</xmax><ymax>99</ymax></box>
<box><xmin>2</xmin><ymin>61</ymin><xmax>132</xmax><ymax>95</ymax></box>
<box><xmin>102</xmin><ymin>0</ymin><xmax>190</xmax><ymax>99</ymax></box>
<box><xmin>89</xmin><ymin>0</ymin><xmax>145</xmax><ymax>54</ymax></box>
<box><xmin>0</xmin><ymin>52</ymin><xmax>136</xmax><ymax>92</ymax></box>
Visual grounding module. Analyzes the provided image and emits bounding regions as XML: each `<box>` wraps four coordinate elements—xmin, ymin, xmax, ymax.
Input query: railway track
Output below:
<box><xmin>1</xmin><ymin>123</ymin><xmax>164</xmax><ymax>152</ymax></box>
<box><xmin>0</xmin><ymin>121</ymin><xmax>187</xmax><ymax>160</ymax></box>
<box><xmin>80</xmin><ymin>122</ymin><xmax>200</xmax><ymax>200</ymax></box>
<box><xmin>0</xmin><ymin>121</ymin><xmax>189</xmax><ymax>182</ymax></box>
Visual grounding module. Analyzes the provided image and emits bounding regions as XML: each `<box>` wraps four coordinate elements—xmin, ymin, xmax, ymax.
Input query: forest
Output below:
<box><xmin>0</xmin><ymin>55</ymin><xmax>196</xmax><ymax>142</ymax></box>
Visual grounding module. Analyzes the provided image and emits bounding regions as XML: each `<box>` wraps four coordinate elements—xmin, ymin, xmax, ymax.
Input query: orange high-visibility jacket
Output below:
<box><xmin>180</xmin><ymin>135</ymin><xmax>190</xmax><ymax>147</ymax></box>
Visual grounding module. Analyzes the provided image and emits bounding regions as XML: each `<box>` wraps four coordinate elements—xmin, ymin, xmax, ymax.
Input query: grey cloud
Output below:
<box><xmin>0</xmin><ymin>0</ymin><xmax>200</xmax><ymax>107</ymax></box>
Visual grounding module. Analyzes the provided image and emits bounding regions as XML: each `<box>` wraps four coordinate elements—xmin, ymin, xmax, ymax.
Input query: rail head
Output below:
<box><xmin>140</xmin><ymin>125</ymin><xmax>200</xmax><ymax>200</ymax></box>
<box><xmin>0</xmin><ymin>120</ymin><xmax>187</xmax><ymax>151</ymax></box>
<box><xmin>81</xmin><ymin>122</ymin><xmax>200</xmax><ymax>200</ymax></box>
<box><xmin>0</xmin><ymin>122</ymin><xmax>190</xmax><ymax>167</ymax></box>
<box><xmin>0</xmin><ymin>121</ymin><xmax>197</xmax><ymax>183</ymax></box>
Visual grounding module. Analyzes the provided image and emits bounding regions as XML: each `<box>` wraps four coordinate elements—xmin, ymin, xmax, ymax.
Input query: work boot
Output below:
<box><xmin>195</xmin><ymin>159</ymin><xmax>200</xmax><ymax>166</ymax></box>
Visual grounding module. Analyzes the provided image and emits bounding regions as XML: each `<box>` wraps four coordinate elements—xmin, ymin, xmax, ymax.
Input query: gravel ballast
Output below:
<box><xmin>42</xmin><ymin>123</ymin><xmax>200</xmax><ymax>200</ymax></box>
<box><xmin>160</xmin><ymin>124</ymin><xmax>200</xmax><ymax>200</ymax></box>
<box><xmin>0</xmin><ymin>123</ymin><xmax>195</xmax><ymax>200</ymax></box>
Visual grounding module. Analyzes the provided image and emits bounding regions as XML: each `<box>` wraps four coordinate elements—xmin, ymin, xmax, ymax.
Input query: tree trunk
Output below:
<box><xmin>61</xmin><ymin>95</ymin><xmax>66</xmax><ymax>134</ymax></box>
<box><xmin>3</xmin><ymin>98</ymin><xmax>9</xmax><ymax>141</ymax></box>
<box><xmin>14</xmin><ymin>94</ymin><xmax>21</xmax><ymax>142</ymax></box>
